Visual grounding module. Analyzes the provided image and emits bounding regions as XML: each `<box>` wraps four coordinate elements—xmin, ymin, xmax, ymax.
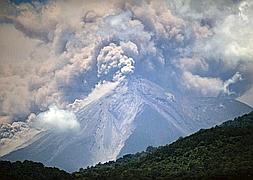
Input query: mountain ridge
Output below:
<box><xmin>1</xmin><ymin>111</ymin><xmax>253</xmax><ymax>179</ymax></box>
<box><xmin>1</xmin><ymin>77</ymin><xmax>252</xmax><ymax>172</ymax></box>
<box><xmin>75</xmin><ymin>111</ymin><xmax>253</xmax><ymax>179</ymax></box>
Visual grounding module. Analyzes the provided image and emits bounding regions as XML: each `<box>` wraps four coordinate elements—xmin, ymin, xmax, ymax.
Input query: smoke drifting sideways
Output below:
<box><xmin>0</xmin><ymin>0</ymin><xmax>253</xmax><ymax>145</ymax></box>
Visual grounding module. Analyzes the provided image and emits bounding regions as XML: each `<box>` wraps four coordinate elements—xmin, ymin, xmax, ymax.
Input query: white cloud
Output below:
<box><xmin>223</xmin><ymin>72</ymin><xmax>242</xmax><ymax>95</ymax></box>
<box><xmin>182</xmin><ymin>71</ymin><xmax>244</xmax><ymax>97</ymax></box>
<box><xmin>34</xmin><ymin>105</ymin><xmax>80</xmax><ymax>132</ymax></box>
<box><xmin>193</xmin><ymin>0</ymin><xmax>253</xmax><ymax>67</ymax></box>
<box><xmin>182</xmin><ymin>71</ymin><xmax>224</xmax><ymax>96</ymax></box>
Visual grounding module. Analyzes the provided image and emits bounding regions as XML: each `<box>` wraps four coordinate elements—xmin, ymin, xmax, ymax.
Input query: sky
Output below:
<box><xmin>10</xmin><ymin>0</ymin><xmax>47</xmax><ymax>4</ymax></box>
<box><xmin>0</xmin><ymin>0</ymin><xmax>253</xmax><ymax>127</ymax></box>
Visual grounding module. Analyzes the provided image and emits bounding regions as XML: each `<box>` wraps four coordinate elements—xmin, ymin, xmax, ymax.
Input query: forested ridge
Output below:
<box><xmin>1</xmin><ymin>112</ymin><xmax>253</xmax><ymax>180</ymax></box>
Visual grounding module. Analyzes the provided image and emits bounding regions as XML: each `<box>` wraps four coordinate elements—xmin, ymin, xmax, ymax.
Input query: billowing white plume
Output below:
<box><xmin>33</xmin><ymin>105</ymin><xmax>80</xmax><ymax>132</ymax></box>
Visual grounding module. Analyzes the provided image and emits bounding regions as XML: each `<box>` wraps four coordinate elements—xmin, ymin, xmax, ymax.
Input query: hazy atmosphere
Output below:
<box><xmin>0</xmin><ymin>0</ymin><xmax>253</xmax><ymax>176</ymax></box>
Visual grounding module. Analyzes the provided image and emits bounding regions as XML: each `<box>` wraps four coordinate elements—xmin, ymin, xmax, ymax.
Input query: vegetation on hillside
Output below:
<box><xmin>0</xmin><ymin>160</ymin><xmax>73</xmax><ymax>180</ymax></box>
<box><xmin>1</xmin><ymin>112</ymin><xmax>253</xmax><ymax>180</ymax></box>
<box><xmin>75</xmin><ymin>112</ymin><xmax>253</xmax><ymax>180</ymax></box>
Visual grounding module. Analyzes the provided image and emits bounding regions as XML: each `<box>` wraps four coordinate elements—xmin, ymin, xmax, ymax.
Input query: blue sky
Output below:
<box><xmin>10</xmin><ymin>0</ymin><xmax>47</xmax><ymax>4</ymax></box>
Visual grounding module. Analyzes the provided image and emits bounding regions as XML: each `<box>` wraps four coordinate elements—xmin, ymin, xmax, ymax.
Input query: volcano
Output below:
<box><xmin>2</xmin><ymin>77</ymin><xmax>252</xmax><ymax>172</ymax></box>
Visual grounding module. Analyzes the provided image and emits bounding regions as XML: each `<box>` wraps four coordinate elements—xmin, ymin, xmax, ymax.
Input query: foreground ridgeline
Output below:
<box><xmin>75</xmin><ymin>112</ymin><xmax>253</xmax><ymax>179</ymax></box>
<box><xmin>0</xmin><ymin>160</ymin><xmax>73</xmax><ymax>180</ymax></box>
<box><xmin>3</xmin><ymin>78</ymin><xmax>251</xmax><ymax>172</ymax></box>
<box><xmin>1</xmin><ymin>112</ymin><xmax>253</xmax><ymax>180</ymax></box>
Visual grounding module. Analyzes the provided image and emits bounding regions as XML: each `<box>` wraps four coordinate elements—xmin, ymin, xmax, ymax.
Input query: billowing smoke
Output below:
<box><xmin>33</xmin><ymin>105</ymin><xmax>80</xmax><ymax>132</ymax></box>
<box><xmin>0</xmin><ymin>120</ymin><xmax>41</xmax><ymax>156</ymax></box>
<box><xmin>0</xmin><ymin>105</ymin><xmax>79</xmax><ymax>155</ymax></box>
<box><xmin>0</xmin><ymin>0</ymin><xmax>253</xmax><ymax>125</ymax></box>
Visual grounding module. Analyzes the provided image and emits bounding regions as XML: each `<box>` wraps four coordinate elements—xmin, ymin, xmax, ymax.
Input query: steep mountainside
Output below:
<box><xmin>75</xmin><ymin>112</ymin><xmax>253</xmax><ymax>179</ymax></box>
<box><xmin>2</xmin><ymin>78</ymin><xmax>252</xmax><ymax>172</ymax></box>
<box><xmin>1</xmin><ymin>112</ymin><xmax>253</xmax><ymax>180</ymax></box>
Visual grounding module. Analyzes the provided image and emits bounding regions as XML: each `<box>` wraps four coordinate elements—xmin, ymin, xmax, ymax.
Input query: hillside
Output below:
<box><xmin>2</xmin><ymin>78</ymin><xmax>251</xmax><ymax>172</ymax></box>
<box><xmin>1</xmin><ymin>112</ymin><xmax>253</xmax><ymax>180</ymax></box>
<box><xmin>75</xmin><ymin>111</ymin><xmax>253</xmax><ymax>179</ymax></box>
<box><xmin>0</xmin><ymin>160</ymin><xmax>73</xmax><ymax>180</ymax></box>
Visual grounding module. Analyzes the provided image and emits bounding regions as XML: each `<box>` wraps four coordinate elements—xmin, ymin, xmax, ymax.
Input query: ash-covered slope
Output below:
<box><xmin>76</xmin><ymin>112</ymin><xmax>253</xmax><ymax>180</ymax></box>
<box><xmin>2</xmin><ymin>78</ymin><xmax>252</xmax><ymax>172</ymax></box>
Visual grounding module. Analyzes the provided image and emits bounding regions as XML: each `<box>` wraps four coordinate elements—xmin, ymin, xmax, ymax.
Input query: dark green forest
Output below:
<box><xmin>1</xmin><ymin>112</ymin><xmax>253</xmax><ymax>180</ymax></box>
<box><xmin>0</xmin><ymin>160</ymin><xmax>73</xmax><ymax>180</ymax></box>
